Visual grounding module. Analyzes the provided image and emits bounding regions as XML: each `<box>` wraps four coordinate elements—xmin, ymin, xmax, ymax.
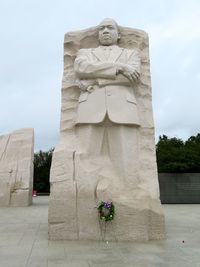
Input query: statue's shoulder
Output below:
<box><xmin>123</xmin><ymin>47</ymin><xmax>138</xmax><ymax>53</ymax></box>
<box><xmin>123</xmin><ymin>47</ymin><xmax>140</xmax><ymax>57</ymax></box>
<box><xmin>76</xmin><ymin>48</ymin><xmax>93</xmax><ymax>58</ymax></box>
<box><xmin>77</xmin><ymin>48</ymin><xmax>93</xmax><ymax>54</ymax></box>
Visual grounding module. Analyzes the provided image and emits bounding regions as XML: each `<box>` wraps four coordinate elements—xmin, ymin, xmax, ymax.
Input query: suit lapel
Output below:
<box><xmin>92</xmin><ymin>47</ymin><xmax>106</xmax><ymax>61</ymax></box>
<box><xmin>92</xmin><ymin>46</ymin><xmax>123</xmax><ymax>62</ymax></box>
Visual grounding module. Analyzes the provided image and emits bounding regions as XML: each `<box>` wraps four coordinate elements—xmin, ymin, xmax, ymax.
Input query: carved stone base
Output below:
<box><xmin>48</xmin><ymin>149</ymin><xmax>165</xmax><ymax>241</ymax></box>
<box><xmin>49</xmin><ymin>180</ymin><xmax>165</xmax><ymax>241</ymax></box>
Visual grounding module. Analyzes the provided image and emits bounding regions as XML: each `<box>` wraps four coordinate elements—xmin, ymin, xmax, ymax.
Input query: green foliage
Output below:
<box><xmin>34</xmin><ymin>148</ymin><xmax>54</xmax><ymax>193</ymax></box>
<box><xmin>156</xmin><ymin>134</ymin><xmax>200</xmax><ymax>173</ymax></box>
<box><xmin>184</xmin><ymin>134</ymin><xmax>200</xmax><ymax>172</ymax></box>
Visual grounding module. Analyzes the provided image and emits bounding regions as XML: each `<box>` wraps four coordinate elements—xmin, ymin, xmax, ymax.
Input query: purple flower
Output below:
<box><xmin>103</xmin><ymin>201</ymin><xmax>112</xmax><ymax>209</ymax></box>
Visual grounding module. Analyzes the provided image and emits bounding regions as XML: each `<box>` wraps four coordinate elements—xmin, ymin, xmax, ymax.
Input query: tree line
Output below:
<box><xmin>33</xmin><ymin>148</ymin><xmax>53</xmax><ymax>193</ymax></box>
<box><xmin>156</xmin><ymin>133</ymin><xmax>200</xmax><ymax>173</ymax></box>
<box><xmin>34</xmin><ymin>133</ymin><xmax>200</xmax><ymax>192</ymax></box>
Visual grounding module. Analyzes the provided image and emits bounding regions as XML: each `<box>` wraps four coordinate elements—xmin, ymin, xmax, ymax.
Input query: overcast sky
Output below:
<box><xmin>0</xmin><ymin>0</ymin><xmax>200</xmax><ymax>151</ymax></box>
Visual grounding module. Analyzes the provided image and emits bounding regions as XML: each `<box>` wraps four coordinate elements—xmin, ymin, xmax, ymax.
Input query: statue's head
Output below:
<box><xmin>98</xmin><ymin>18</ymin><xmax>120</xmax><ymax>46</ymax></box>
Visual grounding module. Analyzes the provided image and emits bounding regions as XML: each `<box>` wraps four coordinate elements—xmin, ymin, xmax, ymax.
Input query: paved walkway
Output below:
<box><xmin>0</xmin><ymin>196</ymin><xmax>199</xmax><ymax>267</ymax></box>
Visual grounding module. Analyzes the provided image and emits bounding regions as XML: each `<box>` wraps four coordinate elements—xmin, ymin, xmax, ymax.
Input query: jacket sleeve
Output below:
<box><xmin>74</xmin><ymin>49</ymin><xmax>117</xmax><ymax>79</ymax></box>
<box><xmin>127</xmin><ymin>49</ymin><xmax>141</xmax><ymax>74</ymax></box>
<box><xmin>98</xmin><ymin>49</ymin><xmax>141</xmax><ymax>87</ymax></box>
<box><xmin>118</xmin><ymin>49</ymin><xmax>141</xmax><ymax>75</ymax></box>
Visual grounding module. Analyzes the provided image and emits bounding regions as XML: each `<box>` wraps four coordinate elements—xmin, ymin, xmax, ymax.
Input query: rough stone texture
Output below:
<box><xmin>0</xmin><ymin>128</ymin><xmax>34</xmax><ymax>206</ymax></box>
<box><xmin>48</xmin><ymin>23</ymin><xmax>165</xmax><ymax>240</ymax></box>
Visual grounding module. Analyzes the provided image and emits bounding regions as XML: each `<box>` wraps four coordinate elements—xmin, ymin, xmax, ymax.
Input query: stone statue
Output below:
<box><xmin>48</xmin><ymin>18</ymin><xmax>165</xmax><ymax>241</ymax></box>
<box><xmin>74</xmin><ymin>18</ymin><xmax>140</xmax><ymax>125</ymax></box>
<box><xmin>74</xmin><ymin>18</ymin><xmax>141</xmax><ymax>190</ymax></box>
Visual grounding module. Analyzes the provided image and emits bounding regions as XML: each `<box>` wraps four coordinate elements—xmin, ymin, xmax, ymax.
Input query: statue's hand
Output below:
<box><xmin>116</xmin><ymin>64</ymin><xmax>140</xmax><ymax>83</ymax></box>
<box><xmin>86</xmin><ymin>85</ymin><xmax>96</xmax><ymax>93</ymax></box>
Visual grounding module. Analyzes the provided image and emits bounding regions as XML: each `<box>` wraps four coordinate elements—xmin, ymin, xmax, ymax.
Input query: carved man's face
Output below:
<box><xmin>98</xmin><ymin>19</ymin><xmax>120</xmax><ymax>46</ymax></box>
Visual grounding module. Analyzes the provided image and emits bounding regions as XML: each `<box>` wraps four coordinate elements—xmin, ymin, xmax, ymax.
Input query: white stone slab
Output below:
<box><xmin>0</xmin><ymin>128</ymin><xmax>34</xmax><ymax>206</ymax></box>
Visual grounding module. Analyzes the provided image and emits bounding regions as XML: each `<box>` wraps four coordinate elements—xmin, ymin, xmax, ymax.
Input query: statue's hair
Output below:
<box><xmin>99</xmin><ymin>18</ymin><xmax>119</xmax><ymax>31</ymax></box>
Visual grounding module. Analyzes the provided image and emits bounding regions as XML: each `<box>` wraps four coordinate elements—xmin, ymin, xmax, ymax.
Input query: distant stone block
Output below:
<box><xmin>0</xmin><ymin>128</ymin><xmax>34</xmax><ymax>206</ymax></box>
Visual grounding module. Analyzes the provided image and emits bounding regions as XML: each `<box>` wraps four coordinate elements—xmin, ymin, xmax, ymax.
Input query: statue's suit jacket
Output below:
<box><xmin>74</xmin><ymin>45</ymin><xmax>141</xmax><ymax>125</ymax></box>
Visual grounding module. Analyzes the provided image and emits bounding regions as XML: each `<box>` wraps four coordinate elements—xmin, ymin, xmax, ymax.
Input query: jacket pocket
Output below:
<box><xmin>79</xmin><ymin>92</ymin><xmax>88</xmax><ymax>103</ymax></box>
<box><xmin>126</xmin><ymin>93</ymin><xmax>137</xmax><ymax>104</ymax></box>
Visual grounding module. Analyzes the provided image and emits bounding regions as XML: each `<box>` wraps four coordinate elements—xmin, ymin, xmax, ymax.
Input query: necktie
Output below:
<box><xmin>103</xmin><ymin>47</ymin><xmax>111</xmax><ymax>60</ymax></box>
